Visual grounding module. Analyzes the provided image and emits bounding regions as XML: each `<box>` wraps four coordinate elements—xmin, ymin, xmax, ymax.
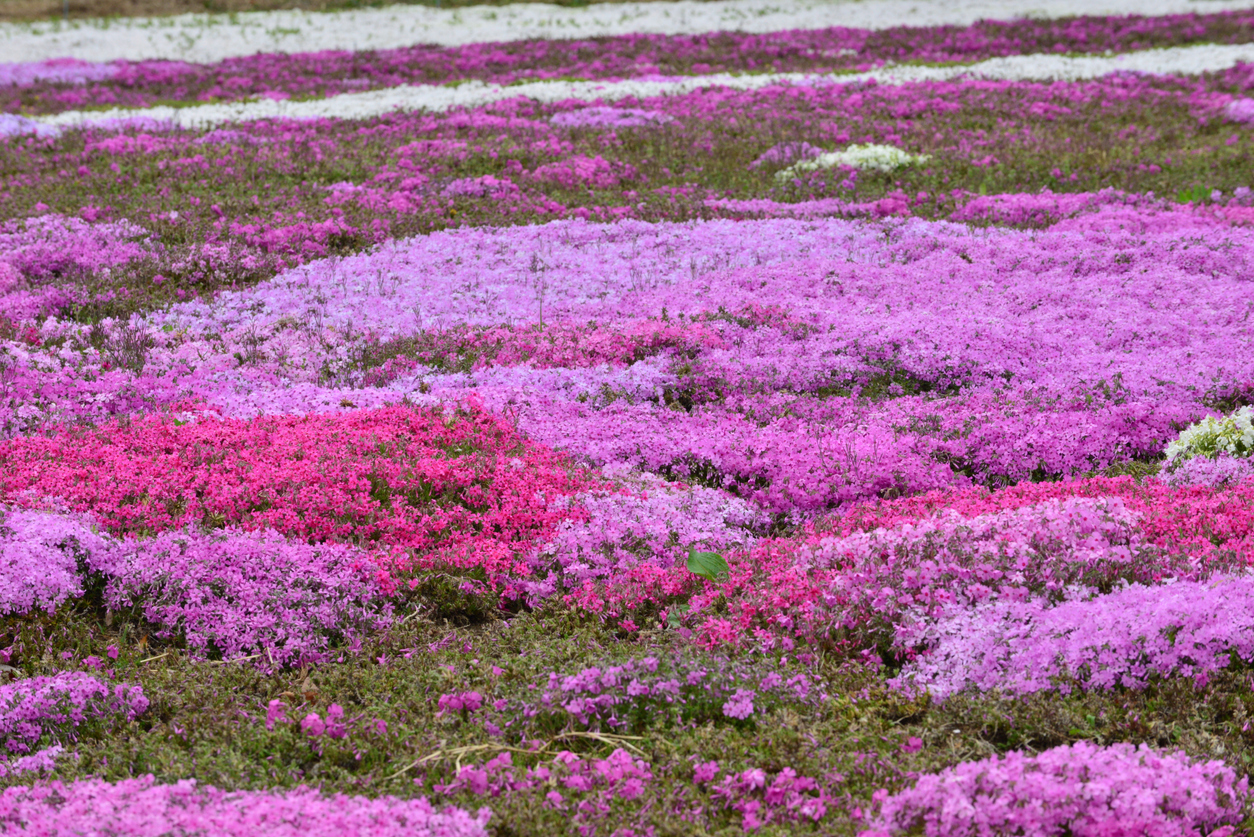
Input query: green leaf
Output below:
<box><xmin>666</xmin><ymin>603</ymin><xmax>690</xmax><ymax>628</ymax></box>
<box><xmin>686</xmin><ymin>548</ymin><xmax>729</xmax><ymax>584</ymax></box>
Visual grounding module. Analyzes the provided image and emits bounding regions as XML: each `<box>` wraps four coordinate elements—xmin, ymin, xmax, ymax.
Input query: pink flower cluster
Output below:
<box><xmin>573</xmin><ymin>477</ymin><xmax>1254</xmax><ymax>648</ymax></box>
<box><xmin>514</xmin><ymin>656</ymin><xmax>821</xmax><ymax>730</ymax></box>
<box><xmin>0</xmin><ymin>506</ymin><xmax>108</xmax><ymax>616</ymax></box>
<box><xmin>863</xmin><ymin>742</ymin><xmax>1248</xmax><ymax>837</ymax></box>
<box><xmin>833</xmin><ymin>478</ymin><xmax>1254</xmax><ymax>571</ymax></box>
<box><xmin>434</xmin><ymin>748</ymin><xmax>652</xmax><ymax>809</ymax></box>
<box><xmin>700</xmin><ymin>762</ymin><xmax>832</xmax><ymax>832</ymax></box>
<box><xmin>0</xmin><ymin>214</ymin><xmax>155</xmax><ymax>320</ymax></box>
<box><xmin>895</xmin><ymin>575</ymin><xmax>1254</xmax><ymax>699</ymax></box>
<box><xmin>531</xmin><ymin>155</ymin><xmax>639</xmax><ymax>190</ymax></box>
<box><xmin>0</xmin><ymin>672</ymin><xmax>148</xmax><ymax>754</ymax></box>
<box><xmin>517</xmin><ymin>467</ymin><xmax>763</xmax><ymax>600</ymax></box>
<box><xmin>638</xmin><ymin>495</ymin><xmax>1161</xmax><ymax>648</ymax></box>
<box><xmin>548</xmin><ymin>107</ymin><xmax>671</xmax><ymax>130</ymax></box>
<box><xmin>0</xmin><ymin>776</ymin><xmax>491</xmax><ymax>836</ymax></box>
<box><xmin>98</xmin><ymin>527</ymin><xmax>394</xmax><ymax>668</ymax></box>
<box><xmin>0</xmin><ymin>406</ymin><xmax>596</xmax><ymax>585</ymax></box>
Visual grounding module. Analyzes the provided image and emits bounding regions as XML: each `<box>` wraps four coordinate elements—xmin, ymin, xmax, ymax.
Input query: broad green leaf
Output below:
<box><xmin>686</xmin><ymin>548</ymin><xmax>729</xmax><ymax>584</ymax></box>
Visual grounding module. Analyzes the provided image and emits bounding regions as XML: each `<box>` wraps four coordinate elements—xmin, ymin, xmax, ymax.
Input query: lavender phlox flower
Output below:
<box><xmin>0</xmin><ymin>115</ymin><xmax>60</xmax><ymax>139</ymax></box>
<box><xmin>97</xmin><ymin>527</ymin><xmax>394</xmax><ymax>669</ymax></box>
<box><xmin>1157</xmin><ymin>452</ymin><xmax>1254</xmax><ymax>487</ymax></box>
<box><xmin>549</xmin><ymin>106</ymin><xmax>670</xmax><ymax>129</ymax></box>
<box><xmin>0</xmin><ymin>507</ymin><xmax>109</xmax><ymax>616</ymax></box>
<box><xmin>0</xmin><ymin>776</ymin><xmax>492</xmax><ymax>836</ymax></box>
<box><xmin>748</xmin><ymin>142</ymin><xmax>824</xmax><ymax>169</ymax></box>
<box><xmin>894</xmin><ymin>575</ymin><xmax>1254</xmax><ymax>700</ymax></box>
<box><xmin>1225</xmin><ymin>97</ymin><xmax>1254</xmax><ymax>124</ymax></box>
<box><xmin>866</xmin><ymin>741</ymin><xmax>1248</xmax><ymax>836</ymax></box>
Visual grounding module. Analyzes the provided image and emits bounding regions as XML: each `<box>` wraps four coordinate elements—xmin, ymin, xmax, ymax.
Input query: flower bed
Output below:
<box><xmin>4</xmin><ymin>2</ymin><xmax>1254</xmax><ymax>834</ymax></box>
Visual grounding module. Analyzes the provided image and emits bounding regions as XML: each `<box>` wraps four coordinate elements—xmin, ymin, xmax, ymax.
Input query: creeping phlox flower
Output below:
<box><xmin>0</xmin><ymin>406</ymin><xmax>597</xmax><ymax>585</ymax></box>
<box><xmin>0</xmin><ymin>507</ymin><xmax>109</xmax><ymax>617</ymax></box>
<box><xmin>0</xmin><ymin>672</ymin><xmax>148</xmax><ymax>756</ymax></box>
<box><xmin>862</xmin><ymin>741</ymin><xmax>1249</xmax><ymax>837</ymax></box>
<box><xmin>1165</xmin><ymin>405</ymin><xmax>1254</xmax><ymax>464</ymax></box>
<box><xmin>674</xmin><ymin>495</ymin><xmax>1159</xmax><ymax>649</ymax></box>
<box><xmin>435</xmin><ymin>656</ymin><xmax>821</xmax><ymax>739</ymax></box>
<box><xmin>549</xmin><ymin>106</ymin><xmax>671</xmax><ymax>130</ymax></box>
<box><xmin>1157</xmin><ymin>452</ymin><xmax>1254</xmax><ymax>487</ymax></box>
<box><xmin>0</xmin><ymin>776</ymin><xmax>492</xmax><ymax>837</ymax></box>
<box><xmin>700</xmin><ymin>763</ymin><xmax>832</xmax><ymax>832</ymax></box>
<box><xmin>0</xmin><ymin>509</ymin><xmax>397</xmax><ymax>669</ymax></box>
<box><xmin>1224</xmin><ymin>97</ymin><xmax>1254</xmax><ymax>124</ymax></box>
<box><xmin>775</xmin><ymin>144</ymin><xmax>930</xmax><ymax>180</ymax></box>
<box><xmin>0</xmin><ymin>745</ymin><xmax>66</xmax><ymax>779</ymax></box>
<box><xmin>99</xmin><ymin>527</ymin><xmax>394</xmax><ymax>670</ymax></box>
<box><xmin>517</xmin><ymin>466</ymin><xmax>764</xmax><ymax>601</ymax></box>
<box><xmin>0</xmin><ymin>114</ymin><xmax>60</xmax><ymax>139</ymax></box>
<box><xmin>893</xmin><ymin>575</ymin><xmax>1254</xmax><ymax>700</ymax></box>
<box><xmin>748</xmin><ymin>142</ymin><xmax>824</xmax><ymax>169</ymax></box>
<box><xmin>434</xmin><ymin>749</ymin><xmax>652</xmax><ymax>807</ymax></box>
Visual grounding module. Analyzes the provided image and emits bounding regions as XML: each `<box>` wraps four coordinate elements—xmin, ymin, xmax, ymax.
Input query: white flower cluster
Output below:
<box><xmin>1165</xmin><ymin>405</ymin><xmax>1254</xmax><ymax>463</ymax></box>
<box><xmin>774</xmin><ymin>143</ymin><xmax>931</xmax><ymax>180</ymax></box>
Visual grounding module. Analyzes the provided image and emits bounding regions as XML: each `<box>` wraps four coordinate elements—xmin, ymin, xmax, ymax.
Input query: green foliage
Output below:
<box><xmin>686</xmin><ymin>547</ymin><xmax>729</xmax><ymax>583</ymax></box>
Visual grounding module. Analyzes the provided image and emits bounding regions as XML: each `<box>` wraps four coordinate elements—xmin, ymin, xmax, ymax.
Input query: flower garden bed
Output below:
<box><xmin>3</xmin><ymin>0</ymin><xmax>1254</xmax><ymax>834</ymax></box>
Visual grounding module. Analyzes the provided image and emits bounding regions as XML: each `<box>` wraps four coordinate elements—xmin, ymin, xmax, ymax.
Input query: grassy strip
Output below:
<box><xmin>4</xmin><ymin>598</ymin><xmax>1254</xmax><ymax>834</ymax></box>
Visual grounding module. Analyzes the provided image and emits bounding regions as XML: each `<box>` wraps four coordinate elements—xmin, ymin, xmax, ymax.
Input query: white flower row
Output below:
<box><xmin>4</xmin><ymin>0</ymin><xmax>1254</xmax><ymax>64</ymax></box>
<box><xmin>28</xmin><ymin>41</ymin><xmax>1254</xmax><ymax>134</ymax></box>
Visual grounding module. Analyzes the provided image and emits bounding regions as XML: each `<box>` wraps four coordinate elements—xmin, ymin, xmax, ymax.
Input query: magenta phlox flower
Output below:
<box><xmin>0</xmin><ymin>672</ymin><xmax>147</xmax><ymax>754</ymax></box>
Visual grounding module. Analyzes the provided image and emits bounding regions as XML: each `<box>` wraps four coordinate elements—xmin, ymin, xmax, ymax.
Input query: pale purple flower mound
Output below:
<box><xmin>0</xmin><ymin>58</ymin><xmax>117</xmax><ymax>87</ymax></box>
<box><xmin>0</xmin><ymin>115</ymin><xmax>59</xmax><ymax>139</ymax></box>
<box><xmin>99</xmin><ymin>527</ymin><xmax>394</xmax><ymax>668</ymax></box>
<box><xmin>895</xmin><ymin>577</ymin><xmax>1254</xmax><ymax>700</ymax></box>
<box><xmin>518</xmin><ymin>468</ymin><xmax>763</xmax><ymax>600</ymax></box>
<box><xmin>748</xmin><ymin>142</ymin><xmax>824</xmax><ymax>169</ymax></box>
<box><xmin>0</xmin><ymin>215</ymin><xmax>155</xmax><ymax>320</ymax></box>
<box><xmin>0</xmin><ymin>508</ymin><xmax>109</xmax><ymax>616</ymax></box>
<box><xmin>865</xmin><ymin>742</ymin><xmax>1248</xmax><ymax>837</ymax></box>
<box><xmin>549</xmin><ymin>106</ymin><xmax>671</xmax><ymax>129</ymax></box>
<box><xmin>1158</xmin><ymin>453</ymin><xmax>1254</xmax><ymax>488</ymax></box>
<box><xmin>441</xmin><ymin>175</ymin><xmax>518</xmax><ymax>198</ymax></box>
<box><xmin>0</xmin><ymin>776</ymin><xmax>492</xmax><ymax>836</ymax></box>
<box><xmin>0</xmin><ymin>672</ymin><xmax>148</xmax><ymax>754</ymax></box>
<box><xmin>0</xmin><ymin>745</ymin><xmax>65</xmax><ymax>779</ymax></box>
<box><xmin>1225</xmin><ymin>97</ymin><xmax>1254</xmax><ymax>125</ymax></box>
<box><xmin>811</xmin><ymin>496</ymin><xmax>1154</xmax><ymax>639</ymax></box>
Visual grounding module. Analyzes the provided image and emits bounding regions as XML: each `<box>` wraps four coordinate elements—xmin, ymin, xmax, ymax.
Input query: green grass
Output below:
<box><xmin>6</xmin><ymin>593</ymin><xmax>1254</xmax><ymax>833</ymax></box>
